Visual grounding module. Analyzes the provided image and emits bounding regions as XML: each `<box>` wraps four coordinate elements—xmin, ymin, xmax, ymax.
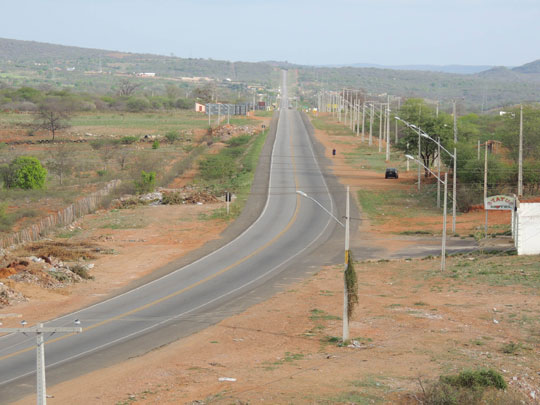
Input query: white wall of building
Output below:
<box><xmin>516</xmin><ymin>203</ymin><xmax>540</xmax><ymax>255</ymax></box>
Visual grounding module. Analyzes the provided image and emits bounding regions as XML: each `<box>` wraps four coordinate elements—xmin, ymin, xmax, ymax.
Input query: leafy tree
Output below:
<box><xmin>499</xmin><ymin>104</ymin><xmax>540</xmax><ymax>162</ymax></box>
<box><xmin>2</xmin><ymin>156</ymin><xmax>47</xmax><ymax>189</ymax></box>
<box><xmin>134</xmin><ymin>170</ymin><xmax>156</xmax><ymax>194</ymax></box>
<box><xmin>191</xmin><ymin>84</ymin><xmax>214</xmax><ymax>103</ymax></box>
<box><xmin>396</xmin><ymin>99</ymin><xmax>452</xmax><ymax>177</ymax></box>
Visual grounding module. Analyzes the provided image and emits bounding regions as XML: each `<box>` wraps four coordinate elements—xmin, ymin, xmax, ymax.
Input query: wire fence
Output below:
<box><xmin>0</xmin><ymin>180</ymin><xmax>121</xmax><ymax>249</ymax></box>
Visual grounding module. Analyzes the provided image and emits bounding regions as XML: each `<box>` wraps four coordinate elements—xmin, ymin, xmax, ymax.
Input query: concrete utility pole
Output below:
<box><xmin>442</xmin><ymin>173</ymin><xmax>448</xmax><ymax>271</ymax></box>
<box><xmin>369</xmin><ymin>104</ymin><xmax>374</xmax><ymax>146</ymax></box>
<box><xmin>0</xmin><ymin>323</ymin><xmax>82</xmax><ymax>405</ymax></box>
<box><xmin>484</xmin><ymin>142</ymin><xmax>489</xmax><ymax>237</ymax></box>
<box><xmin>437</xmin><ymin>139</ymin><xmax>441</xmax><ymax>208</ymax></box>
<box><xmin>361</xmin><ymin>103</ymin><xmax>366</xmax><ymax>142</ymax></box>
<box><xmin>378</xmin><ymin>103</ymin><xmax>383</xmax><ymax>153</ymax></box>
<box><xmin>418</xmin><ymin>131</ymin><xmax>422</xmax><ymax>191</ymax></box>
<box><xmin>452</xmin><ymin>147</ymin><xmax>457</xmax><ymax>233</ymax></box>
<box><xmin>453</xmin><ymin>99</ymin><xmax>458</xmax><ymax>143</ymax></box>
<box><xmin>385</xmin><ymin>101</ymin><xmax>390</xmax><ymax>161</ymax></box>
<box><xmin>343</xmin><ymin>186</ymin><xmax>350</xmax><ymax>341</ymax></box>
<box><xmin>518</xmin><ymin>104</ymin><xmax>523</xmax><ymax>197</ymax></box>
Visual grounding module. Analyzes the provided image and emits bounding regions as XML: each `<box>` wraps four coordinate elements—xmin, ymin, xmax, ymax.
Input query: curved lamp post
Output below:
<box><xmin>297</xmin><ymin>187</ymin><xmax>351</xmax><ymax>340</ymax></box>
<box><xmin>405</xmin><ymin>155</ymin><xmax>448</xmax><ymax>271</ymax></box>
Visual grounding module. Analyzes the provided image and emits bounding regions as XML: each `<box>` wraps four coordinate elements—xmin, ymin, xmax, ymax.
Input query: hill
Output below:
<box><xmin>512</xmin><ymin>59</ymin><xmax>540</xmax><ymax>74</ymax></box>
<box><xmin>1</xmin><ymin>37</ymin><xmax>539</xmax><ymax>110</ymax></box>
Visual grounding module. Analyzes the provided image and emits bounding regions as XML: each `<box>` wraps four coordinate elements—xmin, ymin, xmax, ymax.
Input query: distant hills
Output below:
<box><xmin>0</xmin><ymin>37</ymin><xmax>539</xmax><ymax>110</ymax></box>
<box><xmin>326</xmin><ymin>63</ymin><xmax>495</xmax><ymax>75</ymax></box>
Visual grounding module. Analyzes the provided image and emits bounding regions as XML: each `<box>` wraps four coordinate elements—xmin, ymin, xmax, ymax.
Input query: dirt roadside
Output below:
<box><xmin>12</xmin><ymin>113</ymin><xmax>539</xmax><ymax>404</ymax></box>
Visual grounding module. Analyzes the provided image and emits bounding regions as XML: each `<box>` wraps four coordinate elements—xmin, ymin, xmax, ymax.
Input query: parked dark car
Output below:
<box><xmin>385</xmin><ymin>168</ymin><xmax>398</xmax><ymax>179</ymax></box>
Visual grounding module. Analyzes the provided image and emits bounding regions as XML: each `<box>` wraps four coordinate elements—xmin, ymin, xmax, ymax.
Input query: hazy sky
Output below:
<box><xmin>2</xmin><ymin>0</ymin><xmax>539</xmax><ymax>66</ymax></box>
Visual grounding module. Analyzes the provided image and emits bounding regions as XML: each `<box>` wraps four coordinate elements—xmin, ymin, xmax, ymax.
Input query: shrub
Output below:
<box><xmin>3</xmin><ymin>156</ymin><xmax>47</xmax><ymax>189</ymax></box>
<box><xmin>120</xmin><ymin>136</ymin><xmax>138</xmax><ymax>145</ymax></box>
<box><xmin>421</xmin><ymin>369</ymin><xmax>508</xmax><ymax>405</ymax></box>
<box><xmin>164</xmin><ymin>131</ymin><xmax>179</xmax><ymax>143</ymax></box>
<box><xmin>199</xmin><ymin>155</ymin><xmax>234</xmax><ymax>182</ymax></box>
<box><xmin>126</xmin><ymin>97</ymin><xmax>150</xmax><ymax>112</ymax></box>
<box><xmin>226</xmin><ymin>134</ymin><xmax>251</xmax><ymax>147</ymax></box>
<box><xmin>441</xmin><ymin>369</ymin><xmax>507</xmax><ymax>390</ymax></box>
<box><xmin>152</xmin><ymin>140</ymin><xmax>160</xmax><ymax>149</ymax></box>
<box><xmin>70</xmin><ymin>264</ymin><xmax>94</xmax><ymax>280</ymax></box>
<box><xmin>134</xmin><ymin>170</ymin><xmax>156</xmax><ymax>194</ymax></box>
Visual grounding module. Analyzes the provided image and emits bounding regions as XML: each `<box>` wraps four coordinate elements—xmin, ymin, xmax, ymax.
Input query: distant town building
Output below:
<box><xmin>195</xmin><ymin>103</ymin><xmax>206</xmax><ymax>113</ymax></box>
<box><xmin>137</xmin><ymin>72</ymin><xmax>156</xmax><ymax>77</ymax></box>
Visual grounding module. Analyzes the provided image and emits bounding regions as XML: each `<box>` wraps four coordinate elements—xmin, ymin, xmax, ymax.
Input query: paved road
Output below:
<box><xmin>0</xmin><ymin>71</ymin><xmax>340</xmax><ymax>402</ymax></box>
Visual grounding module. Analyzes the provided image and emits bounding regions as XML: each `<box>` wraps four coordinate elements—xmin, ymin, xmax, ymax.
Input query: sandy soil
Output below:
<box><xmin>10</xmin><ymin>113</ymin><xmax>538</xmax><ymax>404</ymax></box>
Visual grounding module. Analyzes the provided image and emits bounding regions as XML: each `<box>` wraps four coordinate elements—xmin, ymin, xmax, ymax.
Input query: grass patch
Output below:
<box><xmin>309</xmin><ymin>308</ymin><xmax>341</xmax><ymax>321</ymax></box>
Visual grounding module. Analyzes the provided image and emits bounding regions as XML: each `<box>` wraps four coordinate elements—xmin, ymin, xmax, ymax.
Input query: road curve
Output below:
<box><xmin>0</xmin><ymin>70</ymin><xmax>339</xmax><ymax>402</ymax></box>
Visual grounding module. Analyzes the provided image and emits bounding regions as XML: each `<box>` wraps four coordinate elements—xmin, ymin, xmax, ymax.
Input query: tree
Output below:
<box><xmin>34</xmin><ymin>99</ymin><xmax>72</xmax><ymax>141</ymax></box>
<box><xmin>2</xmin><ymin>156</ymin><xmax>47</xmax><ymax>189</ymax></box>
<box><xmin>89</xmin><ymin>139</ymin><xmax>119</xmax><ymax>170</ymax></box>
<box><xmin>165</xmin><ymin>84</ymin><xmax>181</xmax><ymax>100</ymax></box>
<box><xmin>500</xmin><ymin>104</ymin><xmax>540</xmax><ymax>162</ymax></box>
<box><xmin>396</xmin><ymin>99</ymin><xmax>452</xmax><ymax>177</ymax></box>
<box><xmin>47</xmin><ymin>143</ymin><xmax>74</xmax><ymax>185</ymax></box>
<box><xmin>191</xmin><ymin>84</ymin><xmax>214</xmax><ymax>103</ymax></box>
<box><xmin>117</xmin><ymin>78</ymin><xmax>140</xmax><ymax>96</ymax></box>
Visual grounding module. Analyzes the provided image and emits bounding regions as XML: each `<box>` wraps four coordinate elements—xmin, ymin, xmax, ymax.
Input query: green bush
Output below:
<box><xmin>422</xmin><ymin>369</ymin><xmax>508</xmax><ymax>405</ymax></box>
<box><xmin>164</xmin><ymin>131</ymin><xmax>179</xmax><ymax>143</ymax></box>
<box><xmin>441</xmin><ymin>369</ymin><xmax>507</xmax><ymax>390</ymax></box>
<box><xmin>120</xmin><ymin>136</ymin><xmax>138</xmax><ymax>145</ymax></box>
<box><xmin>2</xmin><ymin>156</ymin><xmax>47</xmax><ymax>189</ymax></box>
<box><xmin>152</xmin><ymin>140</ymin><xmax>160</xmax><ymax>149</ymax></box>
<box><xmin>134</xmin><ymin>170</ymin><xmax>156</xmax><ymax>194</ymax></box>
<box><xmin>199</xmin><ymin>155</ymin><xmax>234</xmax><ymax>182</ymax></box>
<box><xmin>126</xmin><ymin>97</ymin><xmax>150</xmax><ymax>112</ymax></box>
<box><xmin>226</xmin><ymin>134</ymin><xmax>251</xmax><ymax>147</ymax></box>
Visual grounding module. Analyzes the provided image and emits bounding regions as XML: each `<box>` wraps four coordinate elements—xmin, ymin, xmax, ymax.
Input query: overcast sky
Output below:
<box><xmin>2</xmin><ymin>0</ymin><xmax>539</xmax><ymax>66</ymax></box>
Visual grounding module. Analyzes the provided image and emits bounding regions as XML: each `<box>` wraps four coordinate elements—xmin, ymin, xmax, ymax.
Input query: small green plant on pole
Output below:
<box><xmin>345</xmin><ymin>250</ymin><xmax>358</xmax><ymax>319</ymax></box>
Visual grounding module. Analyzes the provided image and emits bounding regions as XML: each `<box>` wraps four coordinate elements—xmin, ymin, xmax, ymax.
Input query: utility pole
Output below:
<box><xmin>385</xmin><ymin>100</ymin><xmax>390</xmax><ymax>161</ymax></box>
<box><xmin>453</xmin><ymin>99</ymin><xmax>458</xmax><ymax>143</ymax></box>
<box><xmin>441</xmin><ymin>173</ymin><xmax>448</xmax><ymax>271</ymax></box>
<box><xmin>518</xmin><ymin>104</ymin><xmax>523</xmax><ymax>197</ymax></box>
<box><xmin>484</xmin><ymin>142</ymin><xmax>488</xmax><ymax>237</ymax></box>
<box><xmin>452</xmin><ymin>147</ymin><xmax>457</xmax><ymax>233</ymax></box>
<box><xmin>437</xmin><ymin>138</ymin><xmax>441</xmax><ymax>208</ymax></box>
<box><xmin>418</xmin><ymin>132</ymin><xmax>421</xmax><ymax>191</ymax></box>
<box><xmin>361</xmin><ymin>103</ymin><xmax>365</xmax><ymax>142</ymax></box>
<box><xmin>378</xmin><ymin>103</ymin><xmax>383</xmax><ymax>153</ymax></box>
<box><xmin>343</xmin><ymin>186</ymin><xmax>350</xmax><ymax>341</ymax></box>
<box><xmin>0</xmin><ymin>323</ymin><xmax>82</xmax><ymax>405</ymax></box>
<box><xmin>369</xmin><ymin>104</ymin><xmax>374</xmax><ymax>146</ymax></box>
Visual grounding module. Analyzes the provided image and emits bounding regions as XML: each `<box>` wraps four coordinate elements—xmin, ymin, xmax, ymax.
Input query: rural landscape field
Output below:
<box><xmin>1</xmin><ymin>2</ymin><xmax>540</xmax><ymax>403</ymax></box>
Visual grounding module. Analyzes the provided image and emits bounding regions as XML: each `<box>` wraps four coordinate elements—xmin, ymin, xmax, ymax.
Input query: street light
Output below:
<box><xmin>405</xmin><ymin>155</ymin><xmax>448</xmax><ymax>271</ymax></box>
<box><xmin>418</xmin><ymin>131</ymin><xmax>457</xmax><ymax>234</ymax></box>
<box><xmin>396</xmin><ymin>117</ymin><xmax>422</xmax><ymax>190</ymax></box>
<box><xmin>296</xmin><ymin>187</ymin><xmax>351</xmax><ymax>341</ymax></box>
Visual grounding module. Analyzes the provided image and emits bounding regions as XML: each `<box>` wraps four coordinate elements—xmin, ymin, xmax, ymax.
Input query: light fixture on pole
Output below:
<box><xmin>296</xmin><ymin>187</ymin><xmax>351</xmax><ymax>340</ymax></box>
<box><xmin>417</xmin><ymin>131</ymin><xmax>458</xmax><ymax>234</ymax></box>
<box><xmin>405</xmin><ymin>155</ymin><xmax>448</xmax><ymax>271</ymax></box>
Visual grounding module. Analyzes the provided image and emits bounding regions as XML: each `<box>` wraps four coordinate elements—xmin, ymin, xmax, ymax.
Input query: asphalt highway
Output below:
<box><xmin>0</xmin><ymin>70</ymin><xmax>340</xmax><ymax>402</ymax></box>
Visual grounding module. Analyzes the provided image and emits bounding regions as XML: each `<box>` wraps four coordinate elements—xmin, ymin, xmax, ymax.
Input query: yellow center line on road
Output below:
<box><xmin>0</xmin><ymin>110</ymin><xmax>302</xmax><ymax>363</ymax></box>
